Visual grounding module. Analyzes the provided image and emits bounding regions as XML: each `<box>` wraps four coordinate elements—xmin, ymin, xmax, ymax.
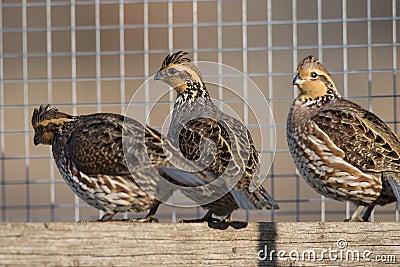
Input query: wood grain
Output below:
<box><xmin>0</xmin><ymin>222</ymin><xmax>399</xmax><ymax>266</ymax></box>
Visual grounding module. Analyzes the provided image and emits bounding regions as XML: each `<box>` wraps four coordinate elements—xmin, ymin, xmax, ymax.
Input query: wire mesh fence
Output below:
<box><xmin>0</xmin><ymin>0</ymin><xmax>399</xmax><ymax>222</ymax></box>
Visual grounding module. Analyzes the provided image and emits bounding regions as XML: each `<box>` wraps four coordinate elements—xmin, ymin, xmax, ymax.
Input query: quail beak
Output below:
<box><xmin>292</xmin><ymin>74</ymin><xmax>303</xmax><ymax>86</ymax></box>
<box><xmin>154</xmin><ymin>71</ymin><xmax>164</xmax><ymax>81</ymax></box>
<box><xmin>33</xmin><ymin>135</ymin><xmax>40</xmax><ymax>146</ymax></box>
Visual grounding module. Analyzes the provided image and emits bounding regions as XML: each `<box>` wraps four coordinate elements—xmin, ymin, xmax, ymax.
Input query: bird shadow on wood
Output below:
<box><xmin>257</xmin><ymin>222</ymin><xmax>277</xmax><ymax>267</ymax></box>
<box><xmin>207</xmin><ymin>220</ymin><xmax>248</xmax><ymax>230</ymax></box>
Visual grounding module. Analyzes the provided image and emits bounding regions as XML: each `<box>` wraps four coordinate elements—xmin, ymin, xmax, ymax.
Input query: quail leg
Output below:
<box><xmin>136</xmin><ymin>202</ymin><xmax>160</xmax><ymax>222</ymax></box>
<box><xmin>223</xmin><ymin>213</ymin><xmax>233</xmax><ymax>223</ymax></box>
<box><xmin>361</xmin><ymin>205</ymin><xmax>375</xmax><ymax>222</ymax></box>
<box><xmin>387</xmin><ymin>176</ymin><xmax>400</xmax><ymax>203</ymax></box>
<box><xmin>180</xmin><ymin>210</ymin><xmax>221</xmax><ymax>223</ymax></box>
<box><xmin>344</xmin><ymin>205</ymin><xmax>367</xmax><ymax>222</ymax></box>
<box><xmin>123</xmin><ymin>201</ymin><xmax>161</xmax><ymax>223</ymax></box>
<box><xmin>97</xmin><ymin>212</ymin><xmax>116</xmax><ymax>222</ymax></box>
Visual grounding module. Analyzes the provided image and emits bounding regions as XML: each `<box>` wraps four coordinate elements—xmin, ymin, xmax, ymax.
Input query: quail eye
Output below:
<box><xmin>168</xmin><ymin>68</ymin><xmax>177</xmax><ymax>75</ymax></box>
<box><xmin>37</xmin><ymin>125</ymin><xmax>45</xmax><ymax>133</ymax></box>
<box><xmin>310</xmin><ymin>72</ymin><xmax>318</xmax><ymax>78</ymax></box>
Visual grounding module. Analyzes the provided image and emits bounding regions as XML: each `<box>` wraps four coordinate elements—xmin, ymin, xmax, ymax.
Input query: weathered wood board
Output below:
<box><xmin>0</xmin><ymin>222</ymin><xmax>399</xmax><ymax>266</ymax></box>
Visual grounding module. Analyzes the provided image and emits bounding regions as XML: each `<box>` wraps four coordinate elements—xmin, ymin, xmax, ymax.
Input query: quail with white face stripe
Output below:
<box><xmin>287</xmin><ymin>56</ymin><xmax>400</xmax><ymax>221</ymax></box>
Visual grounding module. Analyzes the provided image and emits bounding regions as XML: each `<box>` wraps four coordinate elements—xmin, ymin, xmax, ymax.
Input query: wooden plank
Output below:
<box><xmin>0</xmin><ymin>222</ymin><xmax>399</xmax><ymax>266</ymax></box>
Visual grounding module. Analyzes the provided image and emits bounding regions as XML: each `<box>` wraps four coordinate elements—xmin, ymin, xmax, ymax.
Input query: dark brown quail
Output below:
<box><xmin>154</xmin><ymin>51</ymin><xmax>279</xmax><ymax>222</ymax></box>
<box><xmin>32</xmin><ymin>104</ymin><xmax>256</xmax><ymax>222</ymax></box>
<box><xmin>287</xmin><ymin>55</ymin><xmax>400</xmax><ymax>221</ymax></box>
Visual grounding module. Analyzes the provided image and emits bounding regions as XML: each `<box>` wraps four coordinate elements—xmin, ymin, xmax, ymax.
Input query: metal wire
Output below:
<box><xmin>0</xmin><ymin>0</ymin><xmax>399</xmax><ymax>222</ymax></box>
<box><xmin>0</xmin><ymin>0</ymin><xmax>5</xmax><ymax>223</ymax></box>
<box><xmin>70</xmin><ymin>0</ymin><xmax>80</xmax><ymax>221</ymax></box>
<box><xmin>21</xmin><ymin>0</ymin><xmax>31</xmax><ymax>221</ymax></box>
<box><xmin>342</xmin><ymin>0</ymin><xmax>351</xmax><ymax>222</ymax></box>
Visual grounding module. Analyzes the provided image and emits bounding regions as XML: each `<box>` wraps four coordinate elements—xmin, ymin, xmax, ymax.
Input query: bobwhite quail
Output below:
<box><xmin>287</xmin><ymin>55</ymin><xmax>400</xmax><ymax>221</ymax></box>
<box><xmin>32</xmin><ymin>104</ymin><xmax>256</xmax><ymax>222</ymax></box>
<box><xmin>154</xmin><ymin>51</ymin><xmax>279</xmax><ymax>222</ymax></box>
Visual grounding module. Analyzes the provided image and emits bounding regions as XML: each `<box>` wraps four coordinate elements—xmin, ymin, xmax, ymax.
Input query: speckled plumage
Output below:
<box><xmin>155</xmin><ymin>51</ymin><xmax>279</xmax><ymax>222</ymax></box>
<box><xmin>287</xmin><ymin>56</ymin><xmax>400</xmax><ymax>221</ymax></box>
<box><xmin>32</xmin><ymin>104</ymin><xmax>254</xmax><ymax>222</ymax></box>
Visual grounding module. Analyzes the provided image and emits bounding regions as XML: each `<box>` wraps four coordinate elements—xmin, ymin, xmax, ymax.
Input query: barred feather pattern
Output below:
<box><xmin>48</xmin><ymin>112</ymin><xmax>169</xmax><ymax>220</ymax></box>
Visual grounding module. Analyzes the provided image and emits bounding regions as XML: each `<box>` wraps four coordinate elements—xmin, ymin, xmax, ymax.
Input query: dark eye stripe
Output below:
<box><xmin>318</xmin><ymin>74</ymin><xmax>329</xmax><ymax>83</ymax></box>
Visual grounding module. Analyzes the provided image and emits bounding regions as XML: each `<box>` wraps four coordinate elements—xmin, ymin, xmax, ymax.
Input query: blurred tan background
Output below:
<box><xmin>0</xmin><ymin>0</ymin><xmax>399</xmax><ymax>222</ymax></box>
